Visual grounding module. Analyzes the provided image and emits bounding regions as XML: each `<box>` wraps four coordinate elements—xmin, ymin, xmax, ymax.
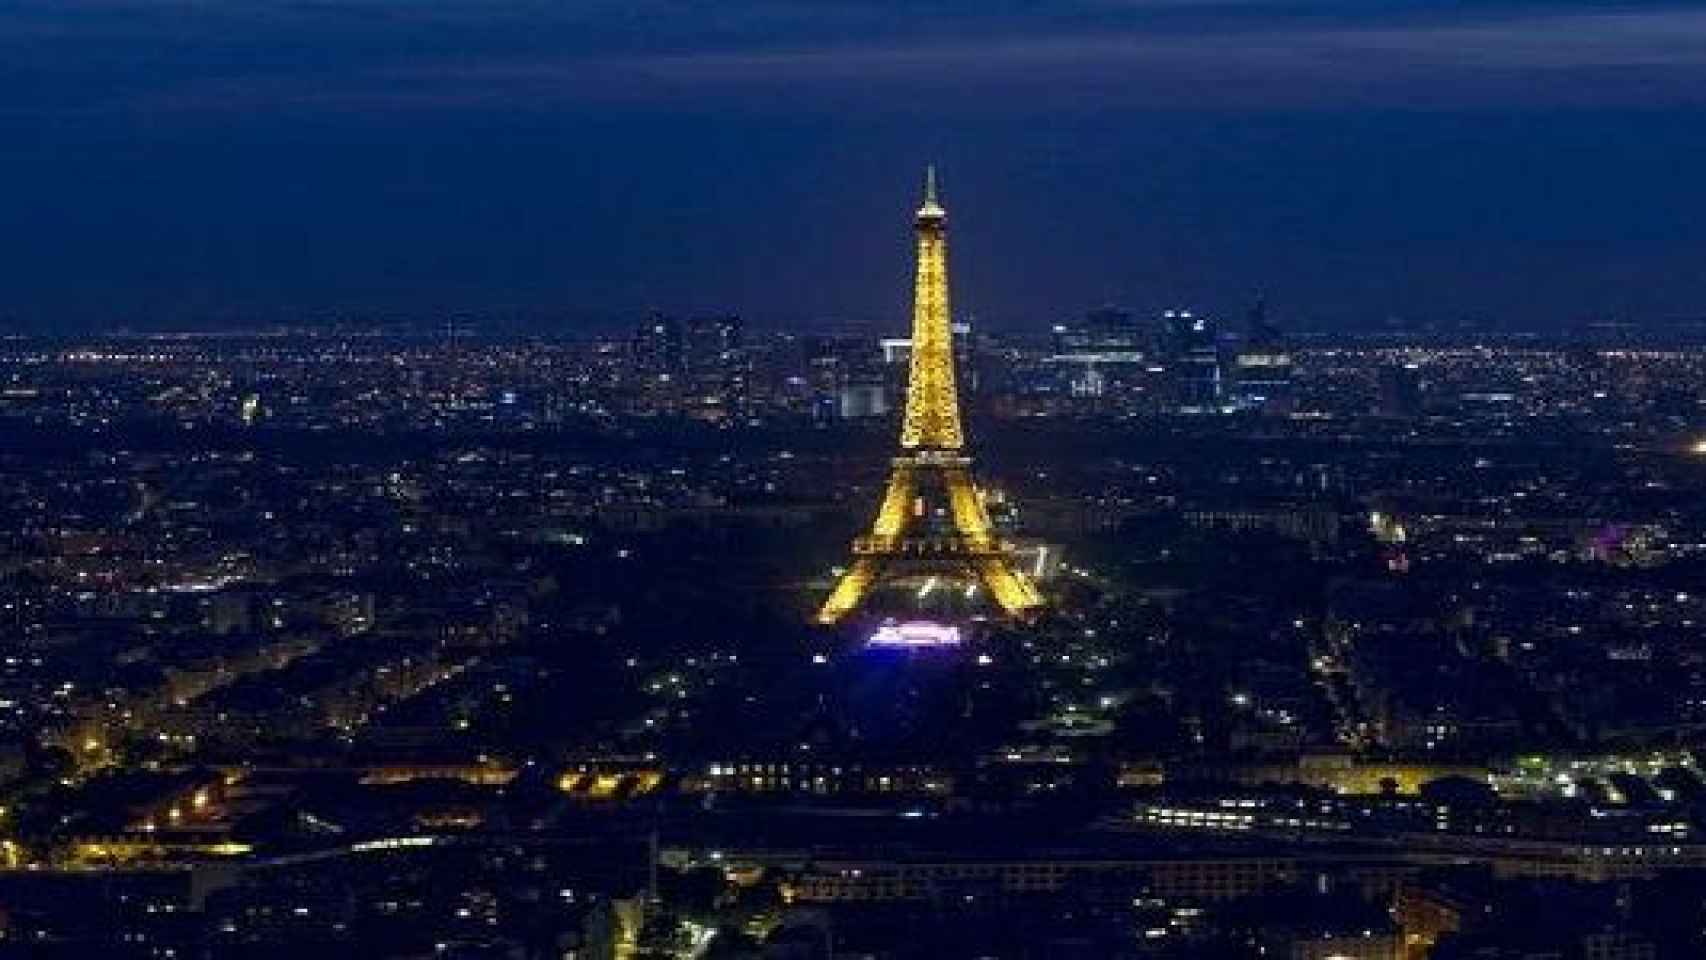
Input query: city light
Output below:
<box><xmin>865</xmin><ymin>620</ymin><xmax>963</xmax><ymax>649</ymax></box>
<box><xmin>5</xmin><ymin>67</ymin><xmax>1706</xmax><ymax>955</ymax></box>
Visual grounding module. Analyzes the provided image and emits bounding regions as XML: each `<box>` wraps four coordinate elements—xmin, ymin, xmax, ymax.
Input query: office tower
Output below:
<box><xmin>1232</xmin><ymin>297</ymin><xmax>1296</xmax><ymax>415</ymax></box>
<box><xmin>1164</xmin><ymin>309</ymin><xmax>1224</xmax><ymax>413</ymax></box>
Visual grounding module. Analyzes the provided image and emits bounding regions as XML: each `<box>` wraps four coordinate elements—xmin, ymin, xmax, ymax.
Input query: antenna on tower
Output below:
<box><xmin>924</xmin><ymin>164</ymin><xmax>939</xmax><ymax>205</ymax></box>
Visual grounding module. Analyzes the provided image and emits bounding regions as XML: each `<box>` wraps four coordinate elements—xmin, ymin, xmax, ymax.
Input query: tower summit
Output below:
<box><xmin>816</xmin><ymin>168</ymin><xmax>1044</xmax><ymax>625</ymax></box>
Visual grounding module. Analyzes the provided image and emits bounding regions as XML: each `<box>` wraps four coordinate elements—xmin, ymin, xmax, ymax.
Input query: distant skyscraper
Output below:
<box><xmin>1048</xmin><ymin>306</ymin><xmax>1147</xmax><ymax>398</ymax></box>
<box><xmin>1163</xmin><ymin>309</ymin><xmax>1224</xmax><ymax>414</ymax></box>
<box><xmin>1051</xmin><ymin>306</ymin><xmax>1143</xmax><ymax>356</ymax></box>
<box><xmin>633</xmin><ymin>314</ymin><xmax>685</xmax><ymax>378</ymax></box>
<box><xmin>684</xmin><ymin>315</ymin><xmax>742</xmax><ymax>375</ymax></box>
<box><xmin>799</xmin><ymin>333</ymin><xmax>881</xmax><ymax>420</ymax></box>
<box><xmin>631</xmin><ymin>314</ymin><xmax>746</xmax><ymax>417</ymax></box>
<box><xmin>1232</xmin><ymin>297</ymin><xmax>1296</xmax><ymax>415</ymax></box>
<box><xmin>836</xmin><ymin>382</ymin><xmax>889</xmax><ymax>419</ymax></box>
<box><xmin>683</xmin><ymin>315</ymin><xmax>746</xmax><ymax>416</ymax></box>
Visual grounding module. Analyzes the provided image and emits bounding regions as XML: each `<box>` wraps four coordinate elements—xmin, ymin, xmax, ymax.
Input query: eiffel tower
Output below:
<box><xmin>816</xmin><ymin>168</ymin><xmax>1044</xmax><ymax>625</ymax></box>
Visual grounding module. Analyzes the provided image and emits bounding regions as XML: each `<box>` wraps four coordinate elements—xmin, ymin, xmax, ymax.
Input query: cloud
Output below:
<box><xmin>8</xmin><ymin>2</ymin><xmax>1706</xmax><ymax>118</ymax></box>
<box><xmin>598</xmin><ymin>9</ymin><xmax>1706</xmax><ymax>91</ymax></box>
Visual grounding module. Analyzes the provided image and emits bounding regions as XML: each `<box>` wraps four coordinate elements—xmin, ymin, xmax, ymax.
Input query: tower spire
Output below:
<box><xmin>918</xmin><ymin>164</ymin><xmax>945</xmax><ymax>219</ymax></box>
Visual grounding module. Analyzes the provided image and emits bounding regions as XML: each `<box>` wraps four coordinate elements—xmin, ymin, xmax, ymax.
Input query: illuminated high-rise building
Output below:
<box><xmin>684</xmin><ymin>315</ymin><xmax>742</xmax><ymax>377</ymax></box>
<box><xmin>1048</xmin><ymin>306</ymin><xmax>1147</xmax><ymax>399</ymax></box>
<box><xmin>633</xmin><ymin>313</ymin><xmax>684</xmax><ymax>377</ymax></box>
<box><xmin>683</xmin><ymin>314</ymin><xmax>747</xmax><ymax>417</ymax></box>
<box><xmin>817</xmin><ymin>168</ymin><xmax>1044</xmax><ymax>624</ymax></box>
<box><xmin>1163</xmin><ymin>309</ymin><xmax>1224</xmax><ymax>414</ymax></box>
<box><xmin>1231</xmin><ymin>297</ymin><xmax>1296</xmax><ymax>415</ymax></box>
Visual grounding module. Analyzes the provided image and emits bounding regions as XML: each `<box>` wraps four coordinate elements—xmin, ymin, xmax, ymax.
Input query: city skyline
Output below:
<box><xmin>11</xmin><ymin>5</ymin><xmax>1706</xmax><ymax>958</ymax></box>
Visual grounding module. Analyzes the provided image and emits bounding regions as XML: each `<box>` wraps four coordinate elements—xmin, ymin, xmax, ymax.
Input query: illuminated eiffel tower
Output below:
<box><xmin>817</xmin><ymin>168</ymin><xmax>1044</xmax><ymax>625</ymax></box>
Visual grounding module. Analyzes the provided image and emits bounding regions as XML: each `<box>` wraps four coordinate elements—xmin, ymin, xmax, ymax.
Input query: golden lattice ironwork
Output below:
<box><xmin>817</xmin><ymin>168</ymin><xmax>1044</xmax><ymax>624</ymax></box>
<box><xmin>899</xmin><ymin>168</ymin><xmax>962</xmax><ymax>451</ymax></box>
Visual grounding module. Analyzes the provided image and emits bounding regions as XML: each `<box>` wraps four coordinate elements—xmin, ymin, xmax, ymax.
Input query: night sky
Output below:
<box><xmin>7</xmin><ymin>1</ymin><xmax>1706</xmax><ymax>332</ymax></box>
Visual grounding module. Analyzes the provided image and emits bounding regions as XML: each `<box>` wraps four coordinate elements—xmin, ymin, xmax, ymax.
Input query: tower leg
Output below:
<box><xmin>976</xmin><ymin>555</ymin><xmax>1045</xmax><ymax>617</ymax></box>
<box><xmin>870</xmin><ymin>463</ymin><xmax>917</xmax><ymax>539</ymax></box>
<box><xmin>943</xmin><ymin>467</ymin><xmax>1044</xmax><ymax>617</ymax></box>
<box><xmin>817</xmin><ymin>556</ymin><xmax>882</xmax><ymax>625</ymax></box>
<box><xmin>818</xmin><ymin>465</ymin><xmax>916</xmax><ymax>624</ymax></box>
<box><xmin>942</xmin><ymin>466</ymin><xmax>996</xmax><ymax>543</ymax></box>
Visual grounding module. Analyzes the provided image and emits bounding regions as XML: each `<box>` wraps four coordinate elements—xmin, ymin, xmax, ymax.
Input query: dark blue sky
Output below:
<box><xmin>7</xmin><ymin>1</ymin><xmax>1706</xmax><ymax>331</ymax></box>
